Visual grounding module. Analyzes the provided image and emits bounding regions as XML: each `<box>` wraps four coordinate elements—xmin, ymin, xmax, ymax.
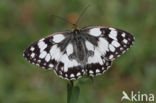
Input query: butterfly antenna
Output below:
<box><xmin>51</xmin><ymin>14</ymin><xmax>73</xmax><ymax>25</ymax></box>
<box><xmin>75</xmin><ymin>5</ymin><xmax>90</xmax><ymax>26</ymax></box>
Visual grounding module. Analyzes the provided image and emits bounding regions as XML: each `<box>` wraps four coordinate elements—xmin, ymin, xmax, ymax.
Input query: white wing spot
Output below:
<box><xmin>96</xmin><ymin>69</ymin><xmax>100</xmax><ymax>73</ymax></box>
<box><xmin>109</xmin><ymin>28</ymin><xmax>116</xmax><ymax>31</ymax></box>
<box><xmin>77</xmin><ymin>72</ymin><xmax>81</xmax><ymax>76</ymax></box>
<box><xmin>85</xmin><ymin>40</ymin><xmax>94</xmax><ymax>51</ymax></box>
<box><xmin>53</xmin><ymin>34</ymin><xmax>65</xmax><ymax>43</ymax></box>
<box><xmin>39</xmin><ymin>51</ymin><xmax>47</xmax><ymax>59</ymax></box>
<box><xmin>30</xmin><ymin>47</ymin><xmax>35</xmax><ymax>51</ymax></box>
<box><xmin>115</xmin><ymin>52</ymin><xmax>118</xmax><ymax>54</ymax></box>
<box><xmin>38</xmin><ymin>41</ymin><xmax>47</xmax><ymax>52</ymax></box>
<box><xmin>109</xmin><ymin>28</ymin><xmax>117</xmax><ymax>40</ymax></box>
<box><xmin>38</xmin><ymin>60</ymin><xmax>41</xmax><ymax>63</ymax></box>
<box><xmin>70</xmin><ymin>74</ymin><xmax>74</xmax><ymax>78</ymax></box>
<box><xmin>109</xmin><ymin>55</ymin><xmax>113</xmax><ymax>59</ymax></box>
<box><xmin>89</xmin><ymin>28</ymin><xmax>101</xmax><ymax>37</ymax></box>
<box><xmin>123</xmin><ymin>39</ymin><xmax>128</xmax><ymax>44</ymax></box>
<box><xmin>112</xmin><ymin>41</ymin><xmax>120</xmax><ymax>47</ymax></box>
<box><xmin>66</xmin><ymin>43</ymin><xmax>73</xmax><ymax>56</ymax></box>
<box><xmin>45</xmin><ymin>54</ymin><xmax>51</xmax><ymax>62</ymax></box>
<box><xmin>97</xmin><ymin>37</ymin><xmax>109</xmax><ymax>55</ymax></box>
<box><xmin>89</xmin><ymin>70</ymin><xmax>94</xmax><ymax>74</ymax></box>
<box><xmin>61</xmin><ymin>67</ymin><xmax>64</xmax><ymax>71</ymax></box>
<box><xmin>31</xmin><ymin>53</ymin><xmax>35</xmax><ymax>58</ymax></box>
<box><xmin>49</xmin><ymin>64</ymin><xmax>53</xmax><ymax>68</ymax></box>
<box><xmin>121</xmin><ymin>33</ymin><xmax>126</xmax><ymax>37</ymax></box>
<box><xmin>120</xmin><ymin>47</ymin><xmax>123</xmax><ymax>51</ymax></box>
<box><xmin>109</xmin><ymin>44</ymin><xmax>115</xmax><ymax>52</ymax></box>
<box><xmin>50</xmin><ymin>45</ymin><xmax>62</xmax><ymax>61</ymax></box>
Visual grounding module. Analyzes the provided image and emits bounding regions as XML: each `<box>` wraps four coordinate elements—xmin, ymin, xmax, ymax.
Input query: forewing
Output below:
<box><xmin>23</xmin><ymin>31</ymin><xmax>70</xmax><ymax>69</ymax></box>
<box><xmin>82</xmin><ymin>26</ymin><xmax>135</xmax><ymax>60</ymax></box>
<box><xmin>23</xmin><ymin>31</ymin><xmax>85</xmax><ymax>80</ymax></box>
<box><xmin>82</xmin><ymin>26</ymin><xmax>134</xmax><ymax>76</ymax></box>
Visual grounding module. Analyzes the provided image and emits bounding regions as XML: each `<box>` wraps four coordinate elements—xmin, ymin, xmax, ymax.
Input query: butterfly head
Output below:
<box><xmin>71</xmin><ymin>5</ymin><xmax>90</xmax><ymax>32</ymax></box>
<box><xmin>72</xmin><ymin>24</ymin><xmax>80</xmax><ymax>33</ymax></box>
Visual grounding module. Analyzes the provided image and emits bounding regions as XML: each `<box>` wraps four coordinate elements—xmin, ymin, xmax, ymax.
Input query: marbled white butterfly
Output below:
<box><xmin>23</xmin><ymin>25</ymin><xmax>134</xmax><ymax>80</ymax></box>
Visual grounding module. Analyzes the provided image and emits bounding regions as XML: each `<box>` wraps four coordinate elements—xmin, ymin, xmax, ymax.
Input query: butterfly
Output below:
<box><xmin>23</xmin><ymin>26</ymin><xmax>134</xmax><ymax>80</ymax></box>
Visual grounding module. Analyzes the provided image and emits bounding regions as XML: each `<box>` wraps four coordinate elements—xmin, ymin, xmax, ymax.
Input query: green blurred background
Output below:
<box><xmin>0</xmin><ymin>0</ymin><xmax>156</xmax><ymax>103</ymax></box>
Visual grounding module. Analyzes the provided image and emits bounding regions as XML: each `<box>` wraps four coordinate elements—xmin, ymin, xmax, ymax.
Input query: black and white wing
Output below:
<box><xmin>23</xmin><ymin>31</ymin><xmax>84</xmax><ymax>80</ymax></box>
<box><xmin>82</xmin><ymin>26</ymin><xmax>135</xmax><ymax>76</ymax></box>
<box><xmin>24</xmin><ymin>26</ymin><xmax>135</xmax><ymax>80</ymax></box>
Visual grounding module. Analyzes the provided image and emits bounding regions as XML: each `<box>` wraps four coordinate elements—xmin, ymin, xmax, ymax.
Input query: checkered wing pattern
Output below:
<box><xmin>23</xmin><ymin>26</ymin><xmax>135</xmax><ymax>80</ymax></box>
<box><xmin>82</xmin><ymin>26</ymin><xmax>134</xmax><ymax>76</ymax></box>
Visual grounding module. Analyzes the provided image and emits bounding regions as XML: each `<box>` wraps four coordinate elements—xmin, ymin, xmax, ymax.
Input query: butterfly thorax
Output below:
<box><xmin>71</xmin><ymin>29</ymin><xmax>88</xmax><ymax>65</ymax></box>
<box><xmin>73</xmin><ymin>29</ymin><xmax>80</xmax><ymax>34</ymax></box>
<box><xmin>58</xmin><ymin>29</ymin><xmax>98</xmax><ymax>65</ymax></box>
